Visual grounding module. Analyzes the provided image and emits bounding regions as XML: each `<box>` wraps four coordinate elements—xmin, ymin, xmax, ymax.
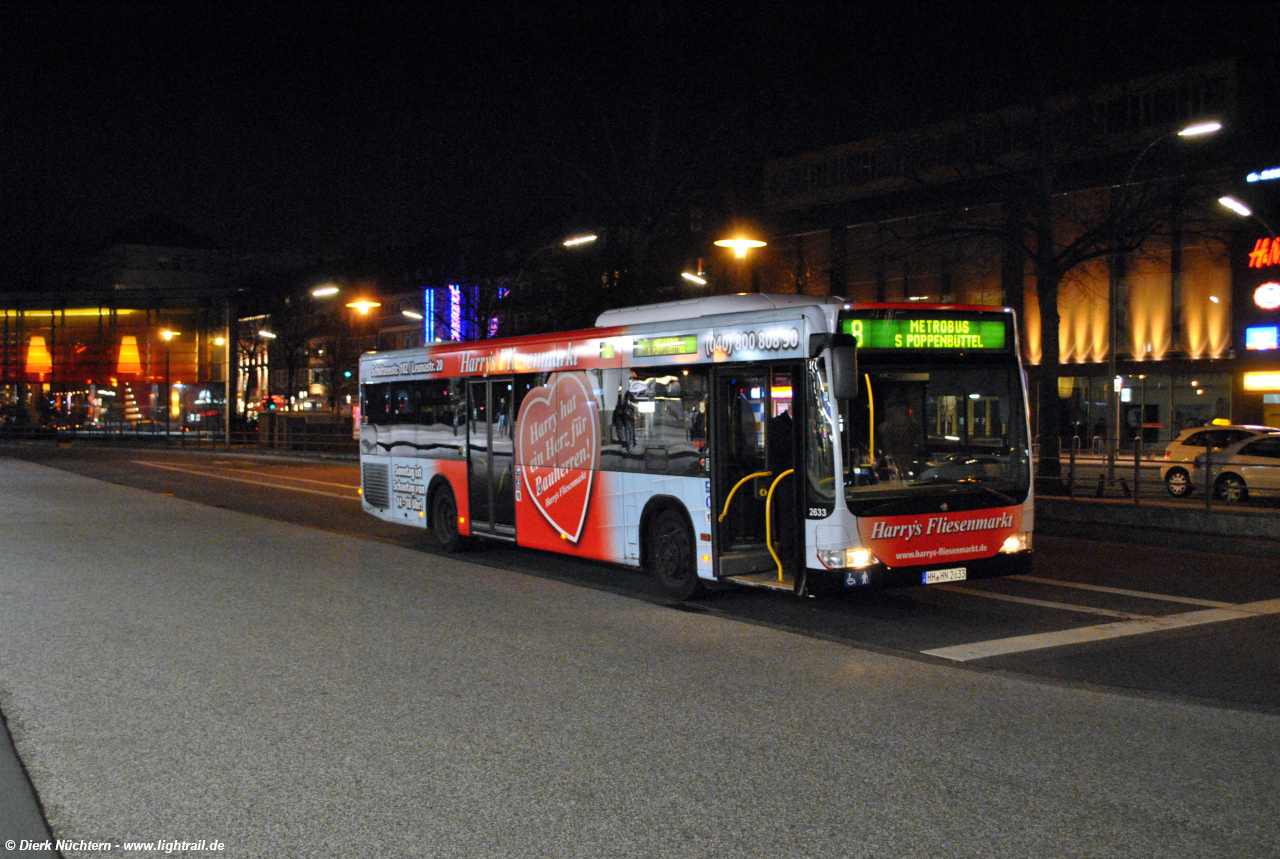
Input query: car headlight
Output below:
<box><xmin>999</xmin><ymin>532</ymin><xmax>1032</xmax><ymax>553</ymax></box>
<box><xmin>817</xmin><ymin>547</ymin><xmax>880</xmax><ymax>569</ymax></box>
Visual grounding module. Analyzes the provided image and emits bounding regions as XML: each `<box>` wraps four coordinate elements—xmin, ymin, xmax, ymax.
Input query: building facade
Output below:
<box><xmin>752</xmin><ymin>60</ymin><xmax>1280</xmax><ymax>445</ymax></box>
<box><xmin>0</xmin><ymin>217</ymin><xmax>306</xmax><ymax>432</ymax></box>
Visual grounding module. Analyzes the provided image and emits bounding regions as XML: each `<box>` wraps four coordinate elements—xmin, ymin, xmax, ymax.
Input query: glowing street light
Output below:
<box><xmin>1219</xmin><ymin>195</ymin><xmax>1277</xmax><ymax>237</ymax></box>
<box><xmin>682</xmin><ymin>272</ymin><xmax>707</xmax><ymax>285</ymax></box>
<box><xmin>258</xmin><ymin>330</ymin><xmax>277</xmax><ymax>339</ymax></box>
<box><xmin>311</xmin><ymin>284</ymin><xmax>340</xmax><ymax>297</ymax></box>
<box><xmin>1178</xmin><ymin>121</ymin><xmax>1223</xmax><ymax>137</ymax></box>
<box><xmin>402</xmin><ymin>309</ymin><xmax>424</xmax><ymax>320</ymax></box>
<box><xmin>714</xmin><ymin>236</ymin><xmax>767</xmax><ymax>258</ymax></box>
<box><xmin>345</xmin><ymin>299</ymin><xmax>382</xmax><ymax>315</ymax></box>
<box><xmin>1219</xmin><ymin>195</ymin><xmax>1253</xmax><ymax>217</ymax></box>
<box><xmin>562</xmin><ymin>234</ymin><xmax>598</xmax><ymax>247</ymax></box>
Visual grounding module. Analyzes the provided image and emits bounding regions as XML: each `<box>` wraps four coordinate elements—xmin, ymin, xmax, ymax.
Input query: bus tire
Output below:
<box><xmin>648</xmin><ymin>508</ymin><xmax>703</xmax><ymax>600</ymax></box>
<box><xmin>431</xmin><ymin>485</ymin><xmax>470</xmax><ymax>552</ymax></box>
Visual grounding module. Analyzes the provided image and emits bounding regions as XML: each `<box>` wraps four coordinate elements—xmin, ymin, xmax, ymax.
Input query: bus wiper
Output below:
<box><xmin>956</xmin><ymin>478</ymin><xmax>1016</xmax><ymax>505</ymax></box>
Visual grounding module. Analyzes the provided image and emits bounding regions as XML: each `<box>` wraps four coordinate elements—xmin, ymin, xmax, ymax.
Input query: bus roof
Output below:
<box><xmin>595</xmin><ymin>293</ymin><xmax>845</xmax><ymax>327</ymax></box>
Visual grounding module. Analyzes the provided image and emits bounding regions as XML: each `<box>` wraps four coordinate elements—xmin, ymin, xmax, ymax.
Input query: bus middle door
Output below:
<box><xmin>467</xmin><ymin>378</ymin><xmax>516</xmax><ymax>538</ymax></box>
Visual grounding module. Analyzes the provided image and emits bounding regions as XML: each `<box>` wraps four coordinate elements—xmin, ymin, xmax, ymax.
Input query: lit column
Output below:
<box><xmin>160</xmin><ymin>329</ymin><xmax>179</xmax><ymax>438</ymax></box>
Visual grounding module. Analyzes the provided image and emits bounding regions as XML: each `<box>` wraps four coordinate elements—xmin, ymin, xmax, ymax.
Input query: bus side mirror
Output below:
<box><xmin>829</xmin><ymin>343</ymin><xmax>859</xmax><ymax>399</ymax></box>
<box><xmin>810</xmin><ymin>333</ymin><xmax>859</xmax><ymax>398</ymax></box>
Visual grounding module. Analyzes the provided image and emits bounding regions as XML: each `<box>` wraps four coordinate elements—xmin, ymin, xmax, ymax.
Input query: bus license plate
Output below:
<box><xmin>924</xmin><ymin>567</ymin><xmax>967</xmax><ymax>585</ymax></box>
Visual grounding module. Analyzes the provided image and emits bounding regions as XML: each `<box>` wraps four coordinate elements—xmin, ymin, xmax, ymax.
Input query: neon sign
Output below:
<box><xmin>1247</xmin><ymin>167</ymin><xmax>1280</xmax><ymax>183</ymax></box>
<box><xmin>1243</xmin><ymin>373</ymin><xmax>1280</xmax><ymax>391</ymax></box>
<box><xmin>1246</xmin><ymin>326</ymin><xmax>1279</xmax><ymax>350</ymax></box>
<box><xmin>1256</xmin><ymin>282</ymin><xmax>1280</xmax><ymax>310</ymax></box>
<box><xmin>1248</xmin><ymin>239</ymin><xmax>1280</xmax><ymax>268</ymax></box>
<box><xmin>449</xmin><ymin>284</ymin><xmax>462</xmax><ymax>341</ymax></box>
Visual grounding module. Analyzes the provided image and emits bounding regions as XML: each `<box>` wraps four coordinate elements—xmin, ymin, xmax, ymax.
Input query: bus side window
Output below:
<box><xmin>364</xmin><ymin>383</ymin><xmax>390</xmax><ymax>426</ymax></box>
<box><xmin>390</xmin><ymin>382</ymin><xmax>415</xmax><ymax>424</ymax></box>
<box><xmin>599</xmin><ymin>367</ymin><xmax>706</xmax><ymax>477</ymax></box>
<box><xmin>413</xmin><ymin>378</ymin><xmax>466</xmax><ymax>459</ymax></box>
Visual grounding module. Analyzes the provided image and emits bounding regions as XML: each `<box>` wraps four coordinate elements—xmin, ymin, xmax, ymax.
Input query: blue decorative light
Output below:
<box><xmin>423</xmin><ymin>288</ymin><xmax>436</xmax><ymax>342</ymax></box>
<box><xmin>1245</xmin><ymin>325</ymin><xmax>1279</xmax><ymax>350</ymax></box>
<box><xmin>449</xmin><ymin>285</ymin><xmax>462</xmax><ymax>341</ymax></box>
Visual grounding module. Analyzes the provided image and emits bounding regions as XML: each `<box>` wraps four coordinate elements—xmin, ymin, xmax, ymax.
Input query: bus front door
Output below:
<box><xmin>713</xmin><ymin>364</ymin><xmax>802</xmax><ymax>590</ymax></box>
<box><xmin>467</xmin><ymin>378</ymin><xmax>515</xmax><ymax>538</ymax></box>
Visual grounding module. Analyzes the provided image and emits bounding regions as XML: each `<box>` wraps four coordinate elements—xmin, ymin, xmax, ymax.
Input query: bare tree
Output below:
<box><xmin>839</xmin><ymin>74</ymin><xmax>1231</xmax><ymax>480</ymax></box>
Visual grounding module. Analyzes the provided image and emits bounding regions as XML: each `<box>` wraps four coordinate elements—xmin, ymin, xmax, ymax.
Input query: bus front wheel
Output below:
<box><xmin>648</xmin><ymin>509</ymin><xmax>703</xmax><ymax>600</ymax></box>
<box><xmin>431</xmin><ymin>486</ymin><xmax>470</xmax><ymax>552</ymax></box>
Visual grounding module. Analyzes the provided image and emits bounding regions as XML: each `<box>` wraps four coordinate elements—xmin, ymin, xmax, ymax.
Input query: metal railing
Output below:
<box><xmin>1047</xmin><ymin>434</ymin><xmax>1280</xmax><ymax>511</ymax></box>
<box><xmin>0</xmin><ymin>420</ymin><xmax>358</xmax><ymax>457</ymax></box>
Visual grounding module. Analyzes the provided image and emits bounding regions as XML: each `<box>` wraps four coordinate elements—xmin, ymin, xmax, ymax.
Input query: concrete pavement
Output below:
<box><xmin>1</xmin><ymin>456</ymin><xmax>1278</xmax><ymax>858</ymax></box>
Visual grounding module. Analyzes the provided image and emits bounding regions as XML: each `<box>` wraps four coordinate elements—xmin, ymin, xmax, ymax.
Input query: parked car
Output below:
<box><xmin>1161</xmin><ymin>424</ymin><xmax>1278</xmax><ymax>497</ymax></box>
<box><xmin>1190</xmin><ymin>432</ymin><xmax>1280</xmax><ymax>501</ymax></box>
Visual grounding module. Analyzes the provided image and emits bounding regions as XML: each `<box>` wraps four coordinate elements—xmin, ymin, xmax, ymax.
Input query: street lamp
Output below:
<box><xmin>1218</xmin><ymin>195</ymin><xmax>1277</xmax><ymax>238</ymax></box>
<box><xmin>160</xmin><ymin>329</ymin><xmax>179</xmax><ymax>438</ymax></box>
<box><xmin>714</xmin><ymin>236</ymin><xmax>768</xmax><ymax>258</ymax></box>
<box><xmin>1106</xmin><ymin>121</ymin><xmax>1223</xmax><ymax>478</ymax></box>
<box><xmin>715</xmin><ymin>233</ymin><xmax>768</xmax><ymax>293</ymax></box>
<box><xmin>1178</xmin><ymin>121</ymin><xmax>1223</xmax><ymax>138</ymax></box>
<box><xmin>1124</xmin><ymin>121</ymin><xmax>1222</xmax><ymax>185</ymax></box>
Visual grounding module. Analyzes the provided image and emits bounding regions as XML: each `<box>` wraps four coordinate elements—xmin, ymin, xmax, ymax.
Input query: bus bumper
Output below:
<box><xmin>807</xmin><ymin>551</ymin><xmax>1033</xmax><ymax>592</ymax></box>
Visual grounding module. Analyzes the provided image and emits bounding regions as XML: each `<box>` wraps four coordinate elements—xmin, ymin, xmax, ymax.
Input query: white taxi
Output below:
<box><xmin>1161</xmin><ymin>424</ymin><xmax>1277</xmax><ymax>497</ymax></box>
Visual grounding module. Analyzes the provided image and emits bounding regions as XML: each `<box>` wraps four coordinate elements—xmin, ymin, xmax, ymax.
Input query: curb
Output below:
<box><xmin>1037</xmin><ymin>496</ymin><xmax>1280</xmax><ymax>542</ymax></box>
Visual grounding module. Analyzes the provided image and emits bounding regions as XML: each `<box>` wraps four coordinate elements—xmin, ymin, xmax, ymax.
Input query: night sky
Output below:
<box><xmin>1</xmin><ymin>1</ymin><xmax>1272</xmax><ymax>285</ymax></box>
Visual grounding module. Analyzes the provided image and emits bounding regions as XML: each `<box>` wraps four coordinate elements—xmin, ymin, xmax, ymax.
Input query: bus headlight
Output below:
<box><xmin>999</xmin><ymin>532</ymin><xmax>1032</xmax><ymax>553</ymax></box>
<box><xmin>817</xmin><ymin>547</ymin><xmax>879</xmax><ymax>569</ymax></box>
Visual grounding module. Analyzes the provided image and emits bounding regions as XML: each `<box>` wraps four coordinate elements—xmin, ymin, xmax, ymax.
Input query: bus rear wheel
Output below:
<box><xmin>431</xmin><ymin>486</ymin><xmax>469</xmax><ymax>552</ymax></box>
<box><xmin>648</xmin><ymin>509</ymin><xmax>703</xmax><ymax>600</ymax></box>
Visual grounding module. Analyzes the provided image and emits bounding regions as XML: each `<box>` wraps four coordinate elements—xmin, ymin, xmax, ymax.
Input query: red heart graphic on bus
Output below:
<box><xmin>515</xmin><ymin>372</ymin><xmax>600</xmax><ymax>543</ymax></box>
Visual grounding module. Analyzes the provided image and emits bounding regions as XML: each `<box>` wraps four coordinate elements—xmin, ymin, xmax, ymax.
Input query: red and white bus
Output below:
<box><xmin>359</xmin><ymin>293</ymin><xmax>1033</xmax><ymax>598</ymax></box>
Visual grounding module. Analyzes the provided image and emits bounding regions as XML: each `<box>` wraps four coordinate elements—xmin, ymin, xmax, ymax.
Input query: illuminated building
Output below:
<box><xmin>0</xmin><ymin>216</ymin><xmax>299</xmax><ymax>431</ymax></box>
<box><xmin>758</xmin><ymin>60</ymin><xmax>1280</xmax><ymax>438</ymax></box>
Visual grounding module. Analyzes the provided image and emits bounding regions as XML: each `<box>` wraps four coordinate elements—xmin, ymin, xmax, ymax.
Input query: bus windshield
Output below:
<box><xmin>838</xmin><ymin>359</ymin><xmax>1031</xmax><ymax>515</ymax></box>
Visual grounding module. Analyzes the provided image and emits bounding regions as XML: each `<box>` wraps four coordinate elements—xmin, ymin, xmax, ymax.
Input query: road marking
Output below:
<box><xmin>1009</xmin><ymin>575</ymin><xmax>1236</xmax><ymax>608</ymax></box>
<box><xmin>923</xmin><ymin>598</ymin><xmax>1280</xmax><ymax>661</ymax></box>
<box><xmin>931</xmin><ymin>585</ymin><xmax>1154</xmax><ymax>619</ymax></box>
<box><xmin>131</xmin><ymin>460</ymin><xmax>360</xmax><ymax>501</ymax></box>
<box><xmin>193</xmin><ymin>463</ymin><xmax>358</xmax><ymax>490</ymax></box>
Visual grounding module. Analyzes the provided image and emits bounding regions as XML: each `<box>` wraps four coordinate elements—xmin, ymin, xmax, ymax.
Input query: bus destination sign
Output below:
<box><xmin>633</xmin><ymin>335</ymin><xmax>698</xmax><ymax>358</ymax></box>
<box><xmin>842</xmin><ymin>317</ymin><xmax>1007</xmax><ymax>350</ymax></box>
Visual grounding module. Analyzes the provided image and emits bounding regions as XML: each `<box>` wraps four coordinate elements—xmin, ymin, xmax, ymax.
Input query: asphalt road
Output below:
<box><xmin>3</xmin><ymin>442</ymin><xmax>1278</xmax><ymax>711</ymax></box>
<box><xmin>1</xmin><ymin>442</ymin><xmax>1278</xmax><ymax>857</ymax></box>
